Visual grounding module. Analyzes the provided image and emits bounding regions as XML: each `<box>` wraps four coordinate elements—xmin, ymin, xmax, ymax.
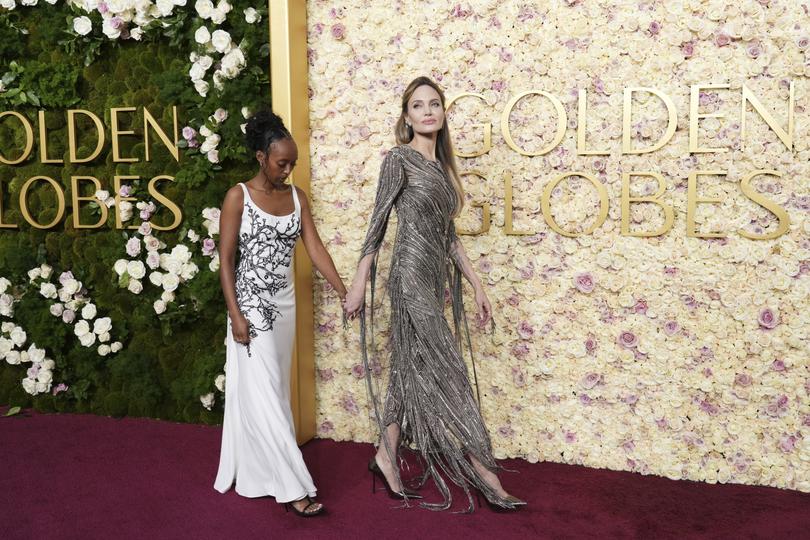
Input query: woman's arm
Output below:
<box><xmin>218</xmin><ymin>186</ymin><xmax>251</xmax><ymax>343</ymax></box>
<box><xmin>450</xmin><ymin>226</ymin><xmax>492</xmax><ymax>326</ymax></box>
<box><xmin>344</xmin><ymin>150</ymin><xmax>406</xmax><ymax>317</ymax></box>
<box><xmin>296</xmin><ymin>187</ymin><xmax>347</xmax><ymax>299</ymax></box>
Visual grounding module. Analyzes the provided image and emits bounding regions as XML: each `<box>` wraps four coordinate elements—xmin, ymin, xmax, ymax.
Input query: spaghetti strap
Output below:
<box><xmin>238</xmin><ymin>182</ymin><xmax>250</xmax><ymax>206</ymax></box>
<box><xmin>291</xmin><ymin>185</ymin><xmax>301</xmax><ymax>215</ymax></box>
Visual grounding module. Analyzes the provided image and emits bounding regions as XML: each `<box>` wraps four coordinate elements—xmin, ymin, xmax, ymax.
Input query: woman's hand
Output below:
<box><xmin>231</xmin><ymin>313</ymin><xmax>251</xmax><ymax>345</ymax></box>
<box><xmin>474</xmin><ymin>287</ymin><xmax>492</xmax><ymax>327</ymax></box>
<box><xmin>343</xmin><ymin>280</ymin><xmax>366</xmax><ymax>319</ymax></box>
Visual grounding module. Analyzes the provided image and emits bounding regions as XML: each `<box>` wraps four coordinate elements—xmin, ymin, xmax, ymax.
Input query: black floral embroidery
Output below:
<box><xmin>235</xmin><ymin>202</ymin><xmax>300</xmax><ymax>356</ymax></box>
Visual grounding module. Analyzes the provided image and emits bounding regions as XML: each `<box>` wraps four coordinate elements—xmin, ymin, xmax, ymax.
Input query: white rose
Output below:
<box><xmin>114</xmin><ymin>259</ymin><xmax>129</xmax><ymax>276</ymax></box>
<box><xmin>243</xmin><ymin>7</ymin><xmax>259</xmax><ymax>23</ymax></box>
<box><xmin>93</xmin><ymin>317</ymin><xmax>112</xmax><ymax>335</ymax></box>
<box><xmin>160</xmin><ymin>254</ymin><xmax>182</xmax><ymax>275</ymax></box>
<box><xmin>208</xmin><ymin>254</ymin><xmax>220</xmax><ymax>272</ymax></box>
<box><xmin>9</xmin><ymin>326</ymin><xmax>25</xmax><ymax>347</ymax></box>
<box><xmin>39</xmin><ymin>264</ymin><xmax>52</xmax><ymax>279</ymax></box>
<box><xmin>200</xmin><ymin>392</ymin><xmax>215</xmax><ymax>410</ymax></box>
<box><xmin>50</xmin><ymin>303</ymin><xmax>64</xmax><ymax>317</ymax></box>
<box><xmin>110</xmin><ymin>342</ymin><xmax>123</xmax><ymax>353</ymax></box>
<box><xmin>62</xmin><ymin>278</ymin><xmax>81</xmax><ymax>296</ymax></box>
<box><xmin>130</xmin><ymin>27</ymin><xmax>143</xmax><ymax>41</ymax></box>
<box><xmin>98</xmin><ymin>332</ymin><xmax>110</xmax><ymax>343</ymax></box>
<box><xmin>153</xmin><ymin>299</ymin><xmax>167</xmax><ymax>314</ymax></box>
<box><xmin>155</xmin><ymin>0</ymin><xmax>174</xmax><ymax>16</ymax></box>
<box><xmin>180</xmin><ymin>262</ymin><xmax>199</xmax><ymax>281</ymax></box>
<box><xmin>5</xmin><ymin>350</ymin><xmax>20</xmax><ymax>365</ymax></box>
<box><xmin>0</xmin><ymin>294</ymin><xmax>13</xmax><ymax>317</ymax></box>
<box><xmin>0</xmin><ymin>337</ymin><xmax>12</xmax><ymax>358</ymax></box>
<box><xmin>27</xmin><ymin>267</ymin><xmax>41</xmax><ymax>282</ymax></box>
<box><xmin>74</xmin><ymin>320</ymin><xmax>91</xmax><ymax>337</ymax></box>
<box><xmin>73</xmin><ymin>16</ymin><xmax>92</xmax><ymax>35</ymax></box>
<box><xmin>79</xmin><ymin>332</ymin><xmax>96</xmax><ymax>347</ymax></box>
<box><xmin>211</xmin><ymin>108</ymin><xmax>228</xmax><ymax>124</ymax></box>
<box><xmin>161</xmin><ymin>290</ymin><xmax>175</xmax><ymax>303</ymax></box>
<box><xmin>1</xmin><ymin>321</ymin><xmax>13</xmax><ymax>333</ymax></box>
<box><xmin>194</xmin><ymin>80</ymin><xmax>209</xmax><ymax>97</ymax></box>
<box><xmin>143</xmin><ymin>235</ymin><xmax>160</xmax><ymax>252</ymax></box>
<box><xmin>187</xmin><ymin>229</ymin><xmax>200</xmax><ymax>242</ymax></box>
<box><xmin>0</xmin><ymin>277</ymin><xmax>10</xmax><ymax>294</ymax></box>
<box><xmin>194</xmin><ymin>26</ymin><xmax>211</xmax><ymax>44</ymax></box>
<box><xmin>195</xmin><ymin>0</ymin><xmax>214</xmax><ymax>19</ymax></box>
<box><xmin>119</xmin><ymin>200</ymin><xmax>133</xmax><ymax>221</ymax></box>
<box><xmin>206</xmin><ymin>149</ymin><xmax>219</xmax><ymax>163</ymax></box>
<box><xmin>128</xmin><ymin>279</ymin><xmax>143</xmax><ymax>294</ymax></box>
<box><xmin>27</xmin><ymin>345</ymin><xmax>45</xmax><ymax>363</ymax></box>
<box><xmin>81</xmin><ymin>303</ymin><xmax>97</xmax><ymax>320</ymax></box>
<box><xmin>200</xmin><ymin>134</ymin><xmax>221</xmax><ymax>153</ymax></box>
<box><xmin>210</xmin><ymin>7</ymin><xmax>227</xmax><ymax>24</ymax></box>
<box><xmin>39</xmin><ymin>282</ymin><xmax>57</xmax><ymax>299</ymax></box>
<box><xmin>149</xmin><ymin>271</ymin><xmax>164</xmax><ymax>287</ymax></box>
<box><xmin>95</xmin><ymin>190</ymin><xmax>110</xmax><ymax>202</ymax></box>
<box><xmin>37</xmin><ymin>369</ymin><xmax>52</xmax><ymax>385</ymax></box>
<box><xmin>240</xmin><ymin>106</ymin><xmax>251</xmax><ymax>119</ymax></box>
<box><xmin>22</xmin><ymin>378</ymin><xmax>37</xmax><ymax>395</ymax></box>
<box><xmin>98</xmin><ymin>344</ymin><xmax>111</xmax><ymax>356</ymax></box>
<box><xmin>127</xmin><ymin>260</ymin><xmax>146</xmax><ymax>280</ymax></box>
<box><xmin>211</xmin><ymin>30</ymin><xmax>233</xmax><ymax>53</ymax></box>
<box><xmin>162</xmin><ymin>273</ymin><xmax>180</xmax><ymax>292</ymax></box>
<box><xmin>214</xmin><ymin>373</ymin><xmax>226</xmax><ymax>391</ymax></box>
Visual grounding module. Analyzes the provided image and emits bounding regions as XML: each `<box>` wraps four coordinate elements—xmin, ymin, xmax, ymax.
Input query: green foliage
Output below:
<box><xmin>0</xmin><ymin>2</ymin><xmax>270</xmax><ymax>423</ymax></box>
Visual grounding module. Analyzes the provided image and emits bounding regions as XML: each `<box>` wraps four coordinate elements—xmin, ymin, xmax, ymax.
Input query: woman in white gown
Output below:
<box><xmin>214</xmin><ymin>111</ymin><xmax>346</xmax><ymax>517</ymax></box>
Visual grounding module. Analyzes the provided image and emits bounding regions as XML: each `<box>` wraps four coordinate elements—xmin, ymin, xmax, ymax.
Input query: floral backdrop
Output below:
<box><xmin>306</xmin><ymin>0</ymin><xmax>810</xmax><ymax>492</ymax></box>
<box><xmin>0</xmin><ymin>0</ymin><xmax>268</xmax><ymax>421</ymax></box>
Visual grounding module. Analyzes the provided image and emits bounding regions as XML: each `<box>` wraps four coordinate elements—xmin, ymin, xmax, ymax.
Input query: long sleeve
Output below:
<box><xmin>360</xmin><ymin>149</ymin><xmax>406</xmax><ymax>258</ymax></box>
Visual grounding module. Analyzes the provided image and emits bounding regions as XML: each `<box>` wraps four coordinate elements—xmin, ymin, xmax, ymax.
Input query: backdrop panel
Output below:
<box><xmin>305</xmin><ymin>0</ymin><xmax>810</xmax><ymax>492</ymax></box>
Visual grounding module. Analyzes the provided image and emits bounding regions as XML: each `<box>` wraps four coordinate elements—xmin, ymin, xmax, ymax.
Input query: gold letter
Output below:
<box><xmin>541</xmin><ymin>172</ymin><xmax>609</xmax><ymax>237</ymax></box>
<box><xmin>621</xmin><ymin>172</ymin><xmax>675</xmax><ymax>237</ymax></box>
<box><xmin>739</xmin><ymin>170</ymin><xmax>790</xmax><ymax>240</ymax></box>
<box><xmin>689</xmin><ymin>84</ymin><xmax>729</xmax><ymax>154</ymax></box>
<box><xmin>70</xmin><ymin>176</ymin><xmax>108</xmax><ymax>229</ymax></box>
<box><xmin>0</xmin><ymin>179</ymin><xmax>19</xmax><ymax>229</ymax></box>
<box><xmin>622</xmin><ymin>88</ymin><xmax>677</xmax><ymax>154</ymax></box>
<box><xmin>445</xmin><ymin>93</ymin><xmax>491</xmax><ymax>158</ymax></box>
<box><xmin>501</xmin><ymin>90</ymin><xmax>566</xmax><ymax>156</ymax></box>
<box><xmin>113</xmin><ymin>175</ymin><xmax>139</xmax><ymax>229</ymax></box>
<box><xmin>144</xmin><ymin>106</ymin><xmax>179</xmax><ymax>162</ymax></box>
<box><xmin>741</xmin><ymin>82</ymin><xmax>794</xmax><ymax>152</ymax></box>
<box><xmin>67</xmin><ymin>110</ymin><xmax>106</xmax><ymax>163</ymax></box>
<box><xmin>577</xmin><ymin>89</ymin><xmax>610</xmax><ymax>156</ymax></box>
<box><xmin>38</xmin><ymin>111</ymin><xmax>64</xmax><ymax>164</ymax></box>
<box><xmin>504</xmin><ymin>171</ymin><xmax>531</xmax><ymax>235</ymax></box>
<box><xmin>0</xmin><ymin>112</ymin><xmax>34</xmax><ymax>165</ymax></box>
<box><xmin>455</xmin><ymin>170</ymin><xmax>490</xmax><ymax>235</ymax></box>
<box><xmin>687</xmin><ymin>171</ymin><xmax>726</xmax><ymax>238</ymax></box>
<box><xmin>110</xmin><ymin>107</ymin><xmax>138</xmax><ymax>163</ymax></box>
<box><xmin>147</xmin><ymin>175</ymin><xmax>183</xmax><ymax>231</ymax></box>
<box><xmin>20</xmin><ymin>176</ymin><xmax>66</xmax><ymax>229</ymax></box>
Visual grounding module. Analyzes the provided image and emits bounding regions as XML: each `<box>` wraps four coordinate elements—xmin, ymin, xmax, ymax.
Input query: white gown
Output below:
<box><xmin>214</xmin><ymin>182</ymin><xmax>316</xmax><ymax>503</ymax></box>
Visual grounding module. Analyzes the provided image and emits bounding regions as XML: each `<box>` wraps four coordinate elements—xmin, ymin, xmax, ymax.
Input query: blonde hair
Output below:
<box><xmin>395</xmin><ymin>76</ymin><xmax>464</xmax><ymax>217</ymax></box>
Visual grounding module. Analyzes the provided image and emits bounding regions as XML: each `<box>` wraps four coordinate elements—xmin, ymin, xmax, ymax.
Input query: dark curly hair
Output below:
<box><xmin>244</xmin><ymin>110</ymin><xmax>292</xmax><ymax>153</ymax></box>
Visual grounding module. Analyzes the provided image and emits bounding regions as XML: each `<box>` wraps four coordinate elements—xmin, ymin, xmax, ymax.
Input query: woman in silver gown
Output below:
<box><xmin>344</xmin><ymin>77</ymin><xmax>525</xmax><ymax>512</ymax></box>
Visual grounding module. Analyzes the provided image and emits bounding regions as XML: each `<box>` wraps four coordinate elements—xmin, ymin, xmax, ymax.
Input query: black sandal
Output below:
<box><xmin>284</xmin><ymin>496</ymin><xmax>325</xmax><ymax>517</ymax></box>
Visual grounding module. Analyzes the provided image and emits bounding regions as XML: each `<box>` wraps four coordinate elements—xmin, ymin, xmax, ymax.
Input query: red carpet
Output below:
<box><xmin>2</xmin><ymin>410</ymin><xmax>808</xmax><ymax>539</ymax></box>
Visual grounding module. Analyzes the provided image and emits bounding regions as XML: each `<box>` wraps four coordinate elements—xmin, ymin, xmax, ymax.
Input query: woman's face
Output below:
<box><xmin>257</xmin><ymin>137</ymin><xmax>298</xmax><ymax>183</ymax></box>
<box><xmin>405</xmin><ymin>85</ymin><xmax>444</xmax><ymax>137</ymax></box>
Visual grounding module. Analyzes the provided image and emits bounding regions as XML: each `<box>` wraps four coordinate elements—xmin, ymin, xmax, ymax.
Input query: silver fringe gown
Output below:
<box><xmin>359</xmin><ymin>144</ymin><xmax>515</xmax><ymax>511</ymax></box>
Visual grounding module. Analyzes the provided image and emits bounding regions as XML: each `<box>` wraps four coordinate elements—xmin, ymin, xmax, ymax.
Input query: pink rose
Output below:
<box><xmin>341</xmin><ymin>394</ymin><xmax>359</xmax><ymax>415</ymax></box>
<box><xmin>330</xmin><ymin>23</ymin><xmax>345</xmax><ymax>40</ymax></box>
<box><xmin>512</xmin><ymin>366</ymin><xmax>525</xmax><ymax>387</ymax></box>
<box><xmin>517</xmin><ymin>321</ymin><xmax>534</xmax><ymax>339</ymax></box>
<box><xmin>59</xmin><ymin>271</ymin><xmax>75</xmax><ymax>285</ymax></box>
<box><xmin>573</xmin><ymin>272</ymin><xmax>595</xmax><ymax>293</ymax></box>
<box><xmin>98</xmin><ymin>2</ymin><xmax>109</xmax><ymax>14</ymax></box>
<box><xmin>62</xmin><ymin>309</ymin><xmax>76</xmax><ymax>324</ymax></box>
<box><xmin>119</xmin><ymin>185</ymin><xmax>131</xmax><ymax>197</ymax></box>
<box><xmin>758</xmin><ymin>308</ymin><xmax>778</xmax><ymax>329</ymax></box>
<box><xmin>746</xmin><ymin>43</ymin><xmax>762</xmax><ymax>58</ymax></box>
<box><xmin>52</xmin><ymin>383</ymin><xmax>69</xmax><ymax>395</ymax></box>
<box><xmin>182</xmin><ymin>126</ymin><xmax>197</xmax><ymax>140</ymax></box>
<box><xmin>779</xmin><ymin>435</ymin><xmax>797</xmax><ymax>453</ymax></box>
<box><xmin>202</xmin><ymin>238</ymin><xmax>217</xmax><ymax>257</ymax></box>
<box><xmin>125</xmin><ymin>237</ymin><xmax>141</xmax><ymax>257</ymax></box>
<box><xmin>351</xmin><ymin>364</ymin><xmax>365</xmax><ymax>379</ymax></box>
<box><xmin>714</xmin><ymin>32</ymin><xmax>731</xmax><ymax>47</ymax></box>
<box><xmin>648</xmin><ymin>21</ymin><xmax>661</xmax><ymax>35</ymax></box>
<box><xmin>633</xmin><ymin>299</ymin><xmax>648</xmax><ymax>314</ymax></box>
<box><xmin>681</xmin><ymin>42</ymin><xmax>694</xmax><ymax>58</ymax></box>
<box><xmin>734</xmin><ymin>373</ymin><xmax>753</xmax><ymax>387</ymax></box>
<box><xmin>663</xmin><ymin>320</ymin><xmax>680</xmax><ymax>336</ymax></box>
<box><xmin>617</xmin><ymin>331</ymin><xmax>638</xmax><ymax>349</ymax></box>
<box><xmin>579</xmin><ymin>372</ymin><xmax>600</xmax><ymax>390</ymax></box>
<box><xmin>797</xmin><ymin>37</ymin><xmax>809</xmax><ymax>50</ymax></box>
<box><xmin>564</xmin><ymin>431</ymin><xmax>577</xmax><ymax>443</ymax></box>
<box><xmin>771</xmin><ymin>359</ymin><xmax>786</xmax><ymax>372</ymax></box>
<box><xmin>585</xmin><ymin>337</ymin><xmax>597</xmax><ymax>354</ymax></box>
<box><xmin>318</xmin><ymin>421</ymin><xmax>334</xmax><ymax>434</ymax></box>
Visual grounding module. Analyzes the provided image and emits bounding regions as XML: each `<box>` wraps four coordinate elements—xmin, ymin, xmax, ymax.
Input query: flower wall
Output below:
<box><xmin>306</xmin><ymin>0</ymin><xmax>810</xmax><ymax>491</ymax></box>
<box><xmin>0</xmin><ymin>1</ymin><xmax>268</xmax><ymax>421</ymax></box>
